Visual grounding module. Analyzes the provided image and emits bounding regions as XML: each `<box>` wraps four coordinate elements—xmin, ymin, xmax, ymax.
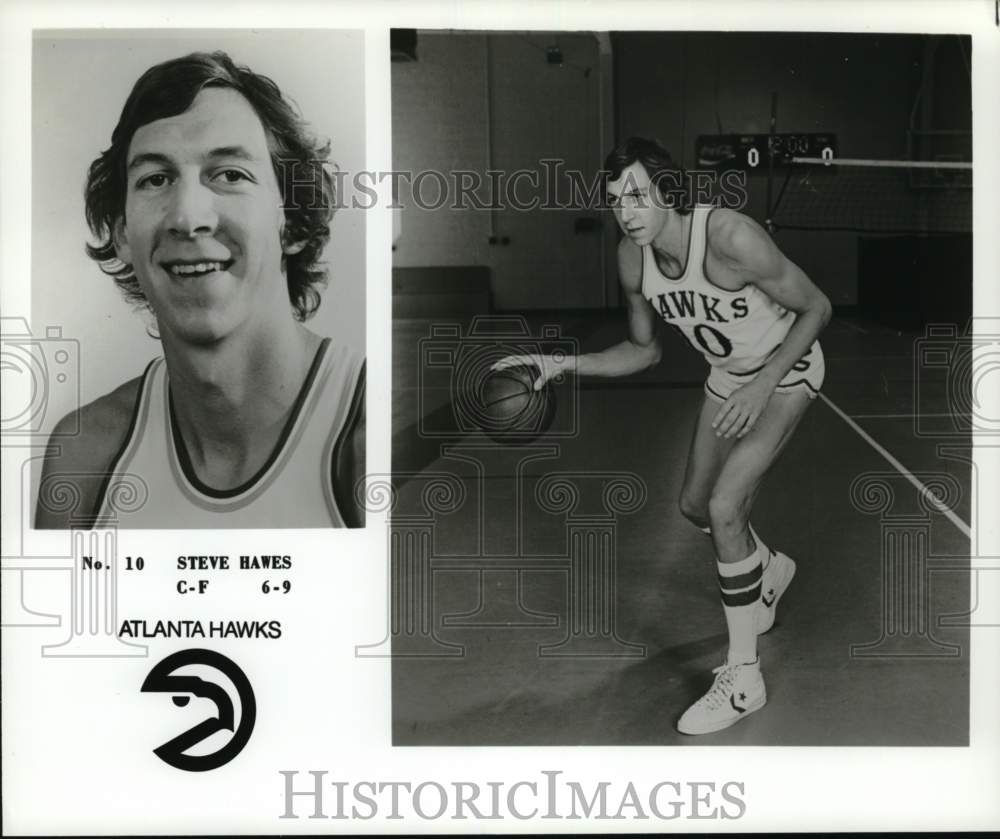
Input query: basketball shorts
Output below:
<box><xmin>705</xmin><ymin>341</ymin><xmax>825</xmax><ymax>403</ymax></box>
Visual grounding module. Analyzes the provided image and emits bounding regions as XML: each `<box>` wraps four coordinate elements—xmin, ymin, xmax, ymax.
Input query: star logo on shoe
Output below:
<box><xmin>762</xmin><ymin>588</ymin><xmax>776</xmax><ymax>607</ymax></box>
<box><xmin>730</xmin><ymin>693</ymin><xmax>747</xmax><ymax>713</ymax></box>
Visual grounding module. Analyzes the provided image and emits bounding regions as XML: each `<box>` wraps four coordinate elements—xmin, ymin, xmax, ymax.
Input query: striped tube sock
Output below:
<box><xmin>718</xmin><ymin>542</ymin><xmax>764</xmax><ymax>665</ymax></box>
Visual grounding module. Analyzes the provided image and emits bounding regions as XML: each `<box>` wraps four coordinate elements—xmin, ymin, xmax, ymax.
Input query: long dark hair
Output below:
<box><xmin>84</xmin><ymin>51</ymin><xmax>336</xmax><ymax>321</ymax></box>
<box><xmin>604</xmin><ymin>136</ymin><xmax>691</xmax><ymax>214</ymax></box>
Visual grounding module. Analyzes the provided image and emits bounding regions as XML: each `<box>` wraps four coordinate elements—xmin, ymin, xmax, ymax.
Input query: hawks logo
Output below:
<box><xmin>141</xmin><ymin>648</ymin><xmax>256</xmax><ymax>772</ymax></box>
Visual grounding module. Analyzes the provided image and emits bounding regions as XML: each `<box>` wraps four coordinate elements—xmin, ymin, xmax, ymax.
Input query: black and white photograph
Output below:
<box><xmin>389</xmin><ymin>29</ymin><xmax>975</xmax><ymax>745</ymax></box>
<box><xmin>29</xmin><ymin>30</ymin><xmax>366</xmax><ymax>529</ymax></box>
<box><xmin>1</xmin><ymin>1</ymin><xmax>998</xmax><ymax>834</ymax></box>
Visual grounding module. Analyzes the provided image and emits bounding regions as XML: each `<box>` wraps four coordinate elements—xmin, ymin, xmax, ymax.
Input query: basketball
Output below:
<box><xmin>476</xmin><ymin>364</ymin><xmax>556</xmax><ymax>443</ymax></box>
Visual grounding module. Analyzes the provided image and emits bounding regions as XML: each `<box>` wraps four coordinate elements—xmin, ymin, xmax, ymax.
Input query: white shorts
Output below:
<box><xmin>705</xmin><ymin>341</ymin><xmax>825</xmax><ymax>403</ymax></box>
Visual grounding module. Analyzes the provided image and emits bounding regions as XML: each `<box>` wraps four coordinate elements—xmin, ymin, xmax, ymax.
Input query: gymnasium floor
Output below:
<box><xmin>389</xmin><ymin>311</ymin><xmax>972</xmax><ymax>746</ymax></box>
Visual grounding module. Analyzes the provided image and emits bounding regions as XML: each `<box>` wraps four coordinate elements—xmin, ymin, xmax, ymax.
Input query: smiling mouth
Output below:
<box><xmin>163</xmin><ymin>260</ymin><xmax>234</xmax><ymax>278</ymax></box>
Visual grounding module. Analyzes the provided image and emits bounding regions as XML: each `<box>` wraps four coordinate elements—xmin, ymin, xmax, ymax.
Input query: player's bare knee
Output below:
<box><xmin>707</xmin><ymin>489</ymin><xmax>749</xmax><ymax>535</ymax></box>
<box><xmin>678</xmin><ymin>492</ymin><xmax>709</xmax><ymax>528</ymax></box>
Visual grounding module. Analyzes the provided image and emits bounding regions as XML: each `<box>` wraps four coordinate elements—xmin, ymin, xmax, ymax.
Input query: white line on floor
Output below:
<box><xmin>849</xmin><ymin>412</ymin><xmax>971</xmax><ymax>419</ymax></box>
<box><xmin>820</xmin><ymin>393</ymin><xmax>971</xmax><ymax>538</ymax></box>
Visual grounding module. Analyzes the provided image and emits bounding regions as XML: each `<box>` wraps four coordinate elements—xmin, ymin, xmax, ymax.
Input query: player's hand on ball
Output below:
<box><xmin>712</xmin><ymin>378</ymin><xmax>774</xmax><ymax>439</ymax></box>
<box><xmin>491</xmin><ymin>354</ymin><xmax>573</xmax><ymax>391</ymax></box>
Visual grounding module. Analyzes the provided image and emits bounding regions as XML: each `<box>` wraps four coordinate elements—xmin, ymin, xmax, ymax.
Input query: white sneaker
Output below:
<box><xmin>755</xmin><ymin>551</ymin><xmax>796</xmax><ymax>635</ymax></box>
<box><xmin>676</xmin><ymin>659</ymin><xmax>766</xmax><ymax>735</ymax></box>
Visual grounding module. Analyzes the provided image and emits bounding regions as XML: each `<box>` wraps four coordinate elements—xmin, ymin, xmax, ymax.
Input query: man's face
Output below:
<box><xmin>115</xmin><ymin>87</ymin><xmax>296</xmax><ymax>346</ymax></box>
<box><xmin>607</xmin><ymin>162</ymin><xmax>670</xmax><ymax>248</ymax></box>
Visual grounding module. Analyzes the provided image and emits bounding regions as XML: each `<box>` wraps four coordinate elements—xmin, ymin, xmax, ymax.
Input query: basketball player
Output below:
<box><xmin>496</xmin><ymin>137</ymin><xmax>830</xmax><ymax>734</ymax></box>
<box><xmin>36</xmin><ymin>52</ymin><xmax>365</xmax><ymax>529</ymax></box>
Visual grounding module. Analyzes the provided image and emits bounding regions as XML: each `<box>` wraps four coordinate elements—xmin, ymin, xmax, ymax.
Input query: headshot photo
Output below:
<box><xmin>31</xmin><ymin>30</ymin><xmax>366</xmax><ymax>529</ymax></box>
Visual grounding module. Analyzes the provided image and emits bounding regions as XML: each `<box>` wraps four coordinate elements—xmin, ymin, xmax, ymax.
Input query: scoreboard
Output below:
<box><xmin>695</xmin><ymin>133</ymin><xmax>838</xmax><ymax>172</ymax></box>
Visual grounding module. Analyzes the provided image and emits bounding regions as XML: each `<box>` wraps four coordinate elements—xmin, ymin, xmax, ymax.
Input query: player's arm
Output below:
<box><xmin>494</xmin><ymin>238</ymin><xmax>661</xmax><ymax>389</ymax></box>
<box><xmin>573</xmin><ymin>237</ymin><xmax>663</xmax><ymax>376</ymax></box>
<box><xmin>331</xmin><ymin>364</ymin><xmax>366</xmax><ymax>528</ymax></box>
<box><xmin>709</xmin><ymin>210</ymin><xmax>832</xmax><ymax>437</ymax></box>
<box><xmin>35</xmin><ymin>379</ymin><xmax>141</xmax><ymax>529</ymax></box>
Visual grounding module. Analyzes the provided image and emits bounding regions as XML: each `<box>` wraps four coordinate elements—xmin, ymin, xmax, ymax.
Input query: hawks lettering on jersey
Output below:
<box><xmin>641</xmin><ymin>207</ymin><xmax>805</xmax><ymax>372</ymax></box>
<box><xmin>640</xmin><ymin>206</ymin><xmax>825</xmax><ymax>399</ymax></box>
<box><xmin>649</xmin><ymin>289</ymin><xmax>750</xmax><ymax>324</ymax></box>
<box><xmin>647</xmin><ymin>288</ymin><xmax>760</xmax><ymax>361</ymax></box>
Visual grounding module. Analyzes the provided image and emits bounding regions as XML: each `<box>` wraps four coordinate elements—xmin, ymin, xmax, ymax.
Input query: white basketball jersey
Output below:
<box><xmin>94</xmin><ymin>338</ymin><xmax>364</xmax><ymax>528</ymax></box>
<box><xmin>641</xmin><ymin>206</ymin><xmax>815</xmax><ymax>375</ymax></box>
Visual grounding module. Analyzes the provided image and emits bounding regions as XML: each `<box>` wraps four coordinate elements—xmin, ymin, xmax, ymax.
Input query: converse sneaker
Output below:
<box><xmin>756</xmin><ymin>551</ymin><xmax>796</xmax><ymax>635</ymax></box>
<box><xmin>676</xmin><ymin>659</ymin><xmax>766</xmax><ymax>735</ymax></box>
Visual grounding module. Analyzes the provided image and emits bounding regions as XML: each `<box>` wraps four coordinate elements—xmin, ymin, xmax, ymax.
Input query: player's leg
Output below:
<box><xmin>677</xmin><ymin>388</ymin><xmax>812</xmax><ymax>735</ymax></box>
<box><xmin>711</xmin><ymin>388</ymin><xmax>810</xmax><ymax>656</ymax></box>
<box><xmin>679</xmin><ymin>391</ymin><xmax>785</xmax><ymax>624</ymax></box>
<box><xmin>709</xmin><ymin>389</ymin><xmax>811</xmax><ymax>564</ymax></box>
<box><xmin>678</xmin><ymin>396</ymin><xmax>736</xmax><ymax>534</ymax></box>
